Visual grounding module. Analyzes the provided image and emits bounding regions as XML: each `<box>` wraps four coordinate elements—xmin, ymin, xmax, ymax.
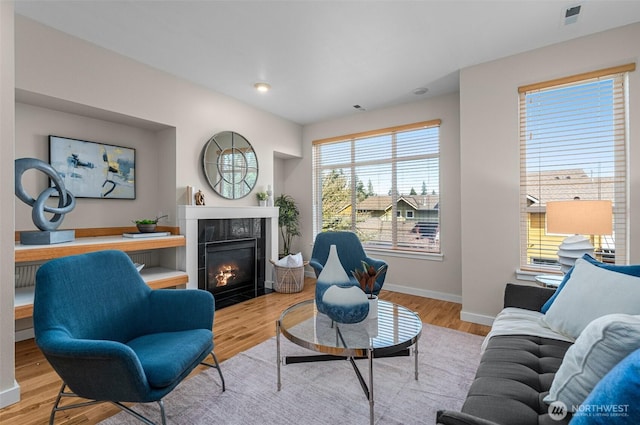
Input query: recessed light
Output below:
<box><xmin>254</xmin><ymin>82</ymin><xmax>271</xmax><ymax>93</ymax></box>
<box><xmin>413</xmin><ymin>87</ymin><xmax>428</xmax><ymax>95</ymax></box>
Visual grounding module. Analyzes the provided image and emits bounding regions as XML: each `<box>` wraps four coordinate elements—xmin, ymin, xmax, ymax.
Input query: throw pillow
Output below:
<box><xmin>544</xmin><ymin>314</ymin><xmax>640</xmax><ymax>411</ymax></box>
<box><xmin>569</xmin><ymin>348</ymin><xmax>640</xmax><ymax>425</ymax></box>
<box><xmin>541</xmin><ymin>254</ymin><xmax>640</xmax><ymax>313</ymax></box>
<box><xmin>542</xmin><ymin>257</ymin><xmax>640</xmax><ymax>339</ymax></box>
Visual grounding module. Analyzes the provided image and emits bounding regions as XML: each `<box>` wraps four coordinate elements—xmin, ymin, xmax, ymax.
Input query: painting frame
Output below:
<box><xmin>49</xmin><ymin>135</ymin><xmax>136</xmax><ymax>199</ymax></box>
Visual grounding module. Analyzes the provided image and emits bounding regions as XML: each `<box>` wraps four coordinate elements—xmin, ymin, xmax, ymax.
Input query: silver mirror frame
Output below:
<box><xmin>203</xmin><ymin>131</ymin><xmax>258</xmax><ymax>199</ymax></box>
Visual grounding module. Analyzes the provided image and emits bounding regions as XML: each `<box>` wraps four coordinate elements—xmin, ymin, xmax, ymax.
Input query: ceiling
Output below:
<box><xmin>14</xmin><ymin>1</ymin><xmax>640</xmax><ymax>125</ymax></box>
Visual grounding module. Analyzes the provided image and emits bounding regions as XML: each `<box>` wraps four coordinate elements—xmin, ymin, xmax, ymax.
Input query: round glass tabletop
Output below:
<box><xmin>278</xmin><ymin>299</ymin><xmax>422</xmax><ymax>358</ymax></box>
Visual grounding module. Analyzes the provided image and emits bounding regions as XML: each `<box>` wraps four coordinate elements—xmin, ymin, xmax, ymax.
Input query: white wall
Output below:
<box><xmin>14</xmin><ymin>16</ymin><xmax>303</xmax><ymax>213</ymax></box>
<box><xmin>299</xmin><ymin>94</ymin><xmax>462</xmax><ymax>301</ymax></box>
<box><xmin>459</xmin><ymin>22</ymin><xmax>640</xmax><ymax>324</ymax></box>
<box><xmin>0</xmin><ymin>0</ymin><xmax>19</xmax><ymax>410</ymax></box>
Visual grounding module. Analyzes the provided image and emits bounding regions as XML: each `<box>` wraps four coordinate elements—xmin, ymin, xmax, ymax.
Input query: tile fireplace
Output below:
<box><xmin>178</xmin><ymin>206</ymin><xmax>279</xmax><ymax>308</ymax></box>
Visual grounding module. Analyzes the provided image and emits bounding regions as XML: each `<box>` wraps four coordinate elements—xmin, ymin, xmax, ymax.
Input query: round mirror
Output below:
<box><xmin>203</xmin><ymin>131</ymin><xmax>258</xmax><ymax>199</ymax></box>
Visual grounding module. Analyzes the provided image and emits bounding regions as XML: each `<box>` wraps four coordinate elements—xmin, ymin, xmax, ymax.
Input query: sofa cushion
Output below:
<box><xmin>461</xmin><ymin>335</ymin><xmax>572</xmax><ymax>425</ymax></box>
<box><xmin>544</xmin><ymin>314</ymin><xmax>640</xmax><ymax>411</ymax></box>
<box><xmin>542</xmin><ymin>258</ymin><xmax>640</xmax><ymax>339</ymax></box>
<box><xmin>541</xmin><ymin>254</ymin><xmax>640</xmax><ymax>313</ymax></box>
<box><xmin>570</xmin><ymin>348</ymin><xmax>640</xmax><ymax>425</ymax></box>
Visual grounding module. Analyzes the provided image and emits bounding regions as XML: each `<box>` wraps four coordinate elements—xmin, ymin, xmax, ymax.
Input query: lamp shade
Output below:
<box><xmin>546</xmin><ymin>200</ymin><xmax>613</xmax><ymax>236</ymax></box>
<box><xmin>546</xmin><ymin>199</ymin><xmax>613</xmax><ymax>273</ymax></box>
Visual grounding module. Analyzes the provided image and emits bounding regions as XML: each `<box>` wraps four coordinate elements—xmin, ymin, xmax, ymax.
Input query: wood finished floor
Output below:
<box><xmin>1</xmin><ymin>278</ymin><xmax>490</xmax><ymax>425</ymax></box>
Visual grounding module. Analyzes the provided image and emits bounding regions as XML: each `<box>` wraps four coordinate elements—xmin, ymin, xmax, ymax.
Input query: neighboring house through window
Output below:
<box><xmin>312</xmin><ymin>120</ymin><xmax>441</xmax><ymax>254</ymax></box>
<box><xmin>519</xmin><ymin>64</ymin><xmax>634</xmax><ymax>271</ymax></box>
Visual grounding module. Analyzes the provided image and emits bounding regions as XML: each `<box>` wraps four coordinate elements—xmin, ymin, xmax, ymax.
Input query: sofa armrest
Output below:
<box><xmin>503</xmin><ymin>283</ymin><xmax>556</xmax><ymax>311</ymax></box>
<box><xmin>436</xmin><ymin>410</ymin><xmax>501</xmax><ymax>425</ymax></box>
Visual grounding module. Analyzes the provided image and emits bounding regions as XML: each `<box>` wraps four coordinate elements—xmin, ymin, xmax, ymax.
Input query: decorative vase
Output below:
<box><xmin>367</xmin><ymin>295</ymin><xmax>378</xmax><ymax>319</ymax></box>
<box><xmin>322</xmin><ymin>284</ymin><xmax>369</xmax><ymax>324</ymax></box>
<box><xmin>315</xmin><ymin>244</ymin><xmax>353</xmax><ymax>314</ymax></box>
<box><xmin>259</xmin><ymin>200</ymin><xmax>267</xmax><ymax>207</ymax></box>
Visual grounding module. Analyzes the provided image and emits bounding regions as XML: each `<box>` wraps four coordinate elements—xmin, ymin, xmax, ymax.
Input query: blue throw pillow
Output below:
<box><xmin>541</xmin><ymin>255</ymin><xmax>640</xmax><ymax>313</ymax></box>
<box><xmin>569</xmin><ymin>348</ymin><xmax>640</xmax><ymax>424</ymax></box>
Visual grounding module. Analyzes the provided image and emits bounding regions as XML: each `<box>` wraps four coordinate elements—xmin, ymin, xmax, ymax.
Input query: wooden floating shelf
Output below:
<box><xmin>14</xmin><ymin>229</ymin><xmax>187</xmax><ymax>320</ymax></box>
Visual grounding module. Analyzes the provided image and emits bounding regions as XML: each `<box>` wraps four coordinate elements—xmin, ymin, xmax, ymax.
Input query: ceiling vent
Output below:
<box><xmin>564</xmin><ymin>4</ymin><xmax>582</xmax><ymax>25</ymax></box>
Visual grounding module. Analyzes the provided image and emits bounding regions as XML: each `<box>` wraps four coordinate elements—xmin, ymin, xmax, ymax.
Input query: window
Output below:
<box><xmin>519</xmin><ymin>64</ymin><xmax>634</xmax><ymax>271</ymax></box>
<box><xmin>312</xmin><ymin>120</ymin><xmax>441</xmax><ymax>253</ymax></box>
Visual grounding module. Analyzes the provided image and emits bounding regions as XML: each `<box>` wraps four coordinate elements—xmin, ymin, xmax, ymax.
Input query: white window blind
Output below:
<box><xmin>519</xmin><ymin>64</ymin><xmax>634</xmax><ymax>271</ymax></box>
<box><xmin>312</xmin><ymin>120</ymin><xmax>441</xmax><ymax>253</ymax></box>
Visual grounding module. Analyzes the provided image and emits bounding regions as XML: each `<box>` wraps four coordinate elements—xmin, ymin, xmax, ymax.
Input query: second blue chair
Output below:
<box><xmin>309</xmin><ymin>231</ymin><xmax>388</xmax><ymax>295</ymax></box>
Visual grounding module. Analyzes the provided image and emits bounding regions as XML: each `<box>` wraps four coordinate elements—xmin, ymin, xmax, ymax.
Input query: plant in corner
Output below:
<box><xmin>274</xmin><ymin>194</ymin><xmax>301</xmax><ymax>257</ymax></box>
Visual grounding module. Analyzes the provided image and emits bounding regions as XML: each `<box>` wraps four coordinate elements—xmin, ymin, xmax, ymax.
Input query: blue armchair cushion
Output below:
<box><xmin>127</xmin><ymin>329</ymin><xmax>213</xmax><ymax>388</ymax></box>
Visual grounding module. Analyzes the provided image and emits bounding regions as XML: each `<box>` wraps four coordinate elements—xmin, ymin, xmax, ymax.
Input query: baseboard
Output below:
<box><xmin>0</xmin><ymin>380</ymin><xmax>20</xmax><ymax>409</ymax></box>
<box><xmin>460</xmin><ymin>311</ymin><xmax>495</xmax><ymax>327</ymax></box>
<box><xmin>382</xmin><ymin>283</ymin><xmax>462</xmax><ymax>304</ymax></box>
<box><xmin>15</xmin><ymin>327</ymin><xmax>34</xmax><ymax>342</ymax></box>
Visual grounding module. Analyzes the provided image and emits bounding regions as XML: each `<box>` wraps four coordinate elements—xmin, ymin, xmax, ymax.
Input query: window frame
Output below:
<box><xmin>312</xmin><ymin>119</ymin><xmax>441</xmax><ymax>254</ymax></box>
<box><xmin>518</xmin><ymin>63</ymin><xmax>634</xmax><ymax>272</ymax></box>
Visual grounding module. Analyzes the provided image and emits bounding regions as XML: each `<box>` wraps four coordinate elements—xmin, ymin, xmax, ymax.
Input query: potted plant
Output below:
<box><xmin>352</xmin><ymin>261</ymin><xmax>387</xmax><ymax>299</ymax></box>
<box><xmin>133</xmin><ymin>215</ymin><xmax>168</xmax><ymax>233</ymax></box>
<box><xmin>274</xmin><ymin>194</ymin><xmax>301</xmax><ymax>257</ymax></box>
<box><xmin>352</xmin><ymin>261</ymin><xmax>387</xmax><ymax>319</ymax></box>
<box><xmin>256</xmin><ymin>192</ymin><xmax>268</xmax><ymax>206</ymax></box>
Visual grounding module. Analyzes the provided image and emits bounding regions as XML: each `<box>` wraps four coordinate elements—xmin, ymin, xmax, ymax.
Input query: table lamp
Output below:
<box><xmin>546</xmin><ymin>199</ymin><xmax>613</xmax><ymax>273</ymax></box>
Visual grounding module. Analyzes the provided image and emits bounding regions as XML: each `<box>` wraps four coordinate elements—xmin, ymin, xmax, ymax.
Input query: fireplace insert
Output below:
<box><xmin>204</xmin><ymin>238</ymin><xmax>257</xmax><ymax>308</ymax></box>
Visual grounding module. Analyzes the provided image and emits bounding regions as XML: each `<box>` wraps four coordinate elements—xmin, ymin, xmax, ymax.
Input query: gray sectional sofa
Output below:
<box><xmin>438</xmin><ymin>254</ymin><xmax>640</xmax><ymax>425</ymax></box>
<box><xmin>437</xmin><ymin>283</ymin><xmax>571</xmax><ymax>425</ymax></box>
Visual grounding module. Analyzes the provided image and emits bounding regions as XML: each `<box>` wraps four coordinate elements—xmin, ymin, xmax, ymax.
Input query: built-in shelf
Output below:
<box><xmin>14</xmin><ymin>232</ymin><xmax>187</xmax><ymax>319</ymax></box>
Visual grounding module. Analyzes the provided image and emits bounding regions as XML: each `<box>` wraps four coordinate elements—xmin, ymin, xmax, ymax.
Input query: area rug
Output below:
<box><xmin>99</xmin><ymin>324</ymin><xmax>484</xmax><ymax>424</ymax></box>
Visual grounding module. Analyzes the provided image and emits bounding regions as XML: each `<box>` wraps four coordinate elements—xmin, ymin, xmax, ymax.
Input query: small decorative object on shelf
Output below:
<box><xmin>322</xmin><ymin>284</ymin><xmax>369</xmax><ymax>324</ymax></box>
<box><xmin>315</xmin><ymin>244</ymin><xmax>356</xmax><ymax>314</ymax></box>
<box><xmin>132</xmin><ymin>215</ymin><xmax>168</xmax><ymax>233</ymax></box>
<box><xmin>256</xmin><ymin>191</ymin><xmax>268</xmax><ymax>206</ymax></box>
<box><xmin>266</xmin><ymin>185</ymin><xmax>273</xmax><ymax>207</ymax></box>
<box><xmin>195</xmin><ymin>190</ymin><xmax>205</xmax><ymax>205</ymax></box>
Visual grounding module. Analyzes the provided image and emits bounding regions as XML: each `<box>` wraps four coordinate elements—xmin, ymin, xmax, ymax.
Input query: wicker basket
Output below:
<box><xmin>270</xmin><ymin>260</ymin><xmax>308</xmax><ymax>293</ymax></box>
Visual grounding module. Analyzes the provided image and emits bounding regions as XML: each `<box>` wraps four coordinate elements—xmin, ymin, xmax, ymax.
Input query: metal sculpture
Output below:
<box><xmin>15</xmin><ymin>158</ymin><xmax>76</xmax><ymax>244</ymax></box>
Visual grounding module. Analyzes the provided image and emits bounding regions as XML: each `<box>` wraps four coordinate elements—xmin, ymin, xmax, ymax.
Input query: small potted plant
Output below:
<box><xmin>352</xmin><ymin>261</ymin><xmax>387</xmax><ymax>319</ymax></box>
<box><xmin>133</xmin><ymin>215</ymin><xmax>168</xmax><ymax>233</ymax></box>
<box><xmin>256</xmin><ymin>192</ymin><xmax>268</xmax><ymax>206</ymax></box>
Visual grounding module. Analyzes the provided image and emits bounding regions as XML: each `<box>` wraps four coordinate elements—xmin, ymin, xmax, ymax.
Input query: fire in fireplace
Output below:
<box><xmin>204</xmin><ymin>238</ymin><xmax>257</xmax><ymax>308</ymax></box>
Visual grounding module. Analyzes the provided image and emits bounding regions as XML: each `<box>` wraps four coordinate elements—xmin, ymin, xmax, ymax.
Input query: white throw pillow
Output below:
<box><xmin>542</xmin><ymin>257</ymin><xmax>640</xmax><ymax>339</ymax></box>
<box><xmin>544</xmin><ymin>314</ymin><xmax>640</xmax><ymax>411</ymax></box>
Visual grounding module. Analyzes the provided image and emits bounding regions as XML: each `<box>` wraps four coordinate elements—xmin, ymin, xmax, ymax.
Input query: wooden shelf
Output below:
<box><xmin>14</xmin><ymin>232</ymin><xmax>188</xmax><ymax>320</ymax></box>
<box><xmin>15</xmin><ymin>234</ymin><xmax>185</xmax><ymax>263</ymax></box>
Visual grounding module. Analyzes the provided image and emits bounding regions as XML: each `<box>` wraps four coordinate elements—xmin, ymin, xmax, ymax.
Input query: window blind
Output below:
<box><xmin>312</xmin><ymin>120</ymin><xmax>441</xmax><ymax>253</ymax></box>
<box><xmin>519</xmin><ymin>64</ymin><xmax>634</xmax><ymax>271</ymax></box>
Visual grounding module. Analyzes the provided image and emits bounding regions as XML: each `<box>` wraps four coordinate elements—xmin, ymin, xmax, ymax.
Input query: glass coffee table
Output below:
<box><xmin>276</xmin><ymin>299</ymin><xmax>422</xmax><ymax>425</ymax></box>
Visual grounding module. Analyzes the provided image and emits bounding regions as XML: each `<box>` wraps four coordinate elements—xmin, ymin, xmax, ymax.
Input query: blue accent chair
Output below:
<box><xmin>309</xmin><ymin>231</ymin><xmax>388</xmax><ymax>295</ymax></box>
<box><xmin>33</xmin><ymin>250</ymin><xmax>225</xmax><ymax>425</ymax></box>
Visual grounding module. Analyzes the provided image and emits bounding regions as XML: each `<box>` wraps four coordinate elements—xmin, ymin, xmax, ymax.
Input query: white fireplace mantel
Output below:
<box><xmin>177</xmin><ymin>205</ymin><xmax>279</xmax><ymax>290</ymax></box>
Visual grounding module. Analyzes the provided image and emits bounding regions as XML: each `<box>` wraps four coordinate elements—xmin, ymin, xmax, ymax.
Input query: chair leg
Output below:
<box><xmin>49</xmin><ymin>382</ymin><xmax>104</xmax><ymax>424</ymax></box>
<box><xmin>201</xmin><ymin>350</ymin><xmax>226</xmax><ymax>392</ymax></box>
